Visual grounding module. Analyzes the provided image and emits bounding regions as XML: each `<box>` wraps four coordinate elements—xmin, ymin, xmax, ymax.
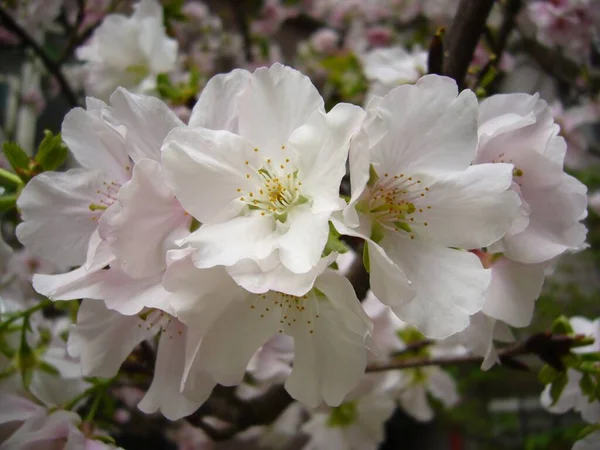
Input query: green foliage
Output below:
<box><xmin>323</xmin><ymin>221</ymin><xmax>350</xmax><ymax>257</ymax></box>
<box><xmin>156</xmin><ymin>69</ymin><xmax>202</xmax><ymax>105</ymax></box>
<box><xmin>3</xmin><ymin>142</ymin><xmax>31</xmax><ymax>181</ymax></box>
<box><xmin>35</xmin><ymin>130</ymin><xmax>68</xmax><ymax>171</ymax></box>
<box><xmin>327</xmin><ymin>401</ymin><xmax>358</xmax><ymax>427</ymax></box>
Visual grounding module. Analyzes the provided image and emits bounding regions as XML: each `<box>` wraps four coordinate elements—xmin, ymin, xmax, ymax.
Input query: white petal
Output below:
<box><xmin>399</xmin><ymin>385</ymin><xmax>433</xmax><ymax>421</ymax></box>
<box><xmin>0</xmin><ymin>394</ymin><xmax>40</xmax><ymax>424</ymax></box>
<box><xmin>187</xmin><ymin>215</ymin><xmax>276</xmax><ymax>268</ymax></box>
<box><xmin>574</xmin><ymin>431</ymin><xmax>600</xmax><ymax>450</ymax></box>
<box><xmin>161</xmin><ymin>127</ymin><xmax>259</xmax><ymax>223</ymax></box>
<box><xmin>102</xmin><ymin>159</ymin><xmax>190</xmax><ymax>278</ymax></box>
<box><xmin>287</xmin><ymin>103</ymin><xmax>365</xmax><ymax>211</ymax></box>
<box><xmin>237</xmin><ymin>63</ymin><xmax>324</xmax><ymax>156</ymax></box>
<box><xmin>227</xmin><ymin>252</ymin><xmax>337</xmax><ymax>296</ymax></box>
<box><xmin>277</xmin><ymin>206</ymin><xmax>331</xmax><ymax>273</ymax></box>
<box><xmin>67</xmin><ymin>300</ymin><xmax>157</xmax><ymax>377</ymax></box>
<box><xmin>108</xmin><ymin>88</ymin><xmax>184</xmax><ymax>163</ymax></box>
<box><xmin>383</xmin><ymin>237</ymin><xmax>490</xmax><ymax>338</ymax></box>
<box><xmin>411</xmin><ymin>163</ymin><xmax>520</xmax><ymax>249</ymax></box>
<box><xmin>138</xmin><ymin>320</ymin><xmax>208</xmax><ymax>420</ymax></box>
<box><xmin>61</xmin><ymin>106</ymin><xmax>130</xmax><ymax>180</ymax></box>
<box><xmin>16</xmin><ymin>169</ymin><xmax>107</xmax><ymax>266</ymax></box>
<box><xmin>286</xmin><ymin>274</ymin><xmax>370</xmax><ymax>407</ymax></box>
<box><xmin>482</xmin><ymin>258</ymin><xmax>546</xmax><ymax>327</ymax></box>
<box><xmin>194</xmin><ymin>294</ymin><xmax>279</xmax><ymax>386</ymax></box>
<box><xmin>189</xmin><ymin>69</ymin><xmax>251</xmax><ymax>131</ymax></box>
<box><xmin>372</xmin><ymin>75</ymin><xmax>478</xmax><ymax>176</ymax></box>
<box><xmin>427</xmin><ymin>368</ymin><xmax>459</xmax><ymax>408</ymax></box>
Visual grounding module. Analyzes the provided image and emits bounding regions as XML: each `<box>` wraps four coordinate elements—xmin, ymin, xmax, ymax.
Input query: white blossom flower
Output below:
<box><xmin>164</xmin><ymin>251</ymin><xmax>372</xmax><ymax>408</ymax></box>
<box><xmin>574</xmin><ymin>431</ymin><xmax>600</xmax><ymax>450</ymax></box>
<box><xmin>162</xmin><ymin>63</ymin><xmax>365</xmax><ymax>294</ymax></box>
<box><xmin>337</xmin><ymin>75</ymin><xmax>520</xmax><ymax>338</ymax></box>
<box><xmin>301</xmin><ymin>390</ymin><xmax>395</xmax><ymax>450</ymax></box>
<box><xmin>76</xmin><ymin>0</ymin><xmax>178</xmax><ymax>100</ymax></box>
<box><xmin>360</xmin><ymin>46</ymin><xmax>428</xmax><ymax>100</ymax></box>
<box><xmin>476</xmin><ymin>93</ymin><xmax>588</xmax><ymax>264</ymax></box>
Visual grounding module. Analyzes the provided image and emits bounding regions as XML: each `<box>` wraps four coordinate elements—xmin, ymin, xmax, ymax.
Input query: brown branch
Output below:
<box><xmin>0</xmin><ymin>5</ymin><xmax>79</xmax><ymax>107</ymax></box>
<box><xmin>228</xmin><ymin>0</ymin><xmax>253</xmax><ymax>63</ymax></box>
<box><xmin>367</xmin><ymin>333</ymin><xmax>583</xmax><ymax>373</ymax></box>
<box><xmin>493</xmin><ymin>0</ymin><xmax>522</xmax><ymax>60</ymax></box>
<box><xmin>442</xmin><ymin>0</ymin><xmax>496</xmax><ymax>88</ymax></box>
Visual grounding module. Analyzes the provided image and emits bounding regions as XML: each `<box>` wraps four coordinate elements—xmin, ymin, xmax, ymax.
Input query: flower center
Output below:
<box><xmin>89</xmin><ymin>180</ymin><xmax>122</xmax><ymax>220</ymax></box>
<box><xmin>238</xmin><ymin>154</ymin><xmax>305</xmax><ymax>220</ymax></box>
<box><xmin>360</xmin><ymin>171</ymin><xmax>431</xmax><ymax>240</ymax></box>
<box><xmin>249</xmin><ymin>291</ymin><xmax>321</xmax><ymax>335</ymax></box>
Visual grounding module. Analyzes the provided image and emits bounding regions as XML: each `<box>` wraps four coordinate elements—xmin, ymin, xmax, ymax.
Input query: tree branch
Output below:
<box><xmin>442</xmin><ymin>0</ymin><xmax>496</xmax><ymax>88</ymax></box>
<box><xmin>0</xmin><ymin>5</ymin><xmax>79</xmax><ymax>107</ymax></box>
<box><xmin>228</xmin><ymin>0</ymin><xmax>253</xmax><ymax>63</ymax></box>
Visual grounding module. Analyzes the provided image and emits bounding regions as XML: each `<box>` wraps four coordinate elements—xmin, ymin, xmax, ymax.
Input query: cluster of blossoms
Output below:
<box><xmin>3</xmin><ymin>56</ymin><xmax>587</xmax><ymax>446</ymax></box>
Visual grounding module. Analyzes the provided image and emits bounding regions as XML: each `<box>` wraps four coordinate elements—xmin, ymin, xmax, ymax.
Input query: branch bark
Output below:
<box><xmin>442</xmin><ymin>0</ymin><xmax>496</xmax><ymax>88</ymax></box>
<box><xmin>0</xmin><ymin>5</ymin><xmax>79</xmax><ymax>107</ymax></box>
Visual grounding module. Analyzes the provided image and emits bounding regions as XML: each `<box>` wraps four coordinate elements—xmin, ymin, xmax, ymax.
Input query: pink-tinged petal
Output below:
<box><xmin>161</xmin><ymin>127</ymin><xmax>259</xmax><ymax>224</ymax></box>
<box><xmin>0</xmin><ymin>394</ymin><xmax>40</xmax><ymax>424</ymax></box>
<box><xmin>410</xmin><ymin>163</ymin><xmax>520</xmax><ymax>249</ymax></box>
<box><xmin>482</xmin><ymin>258</ymin><xmax>546</xmax><ymax>328</ymax></box>
<box><xmin>0</xmin><ymin>410</ymin><xmax>84</xmax><ymax>450</ymax></box>
<box><xmin>383</xmin><ymin>236</ymin><xmax>490</xmax><ymax>338</ymax></box>
<box><xmin>67</xmin><ymin>300</ymin><xmax>160</xmax><ymax>377</ymax></box>
<box><xmin>371</xmin><ymin>75</ymin><xmax>478</xmax><ymax>176</ymax></box>
<box><xmin>108</xmin><ymin>88</ymin><xmax>184</xmax><ymax>163</ymax></box>
<box><xmin>227</xmin><ymin>252</ymin><xmax>337</xmax><ymax>296</ymax></box>
<box><xmin>286</xmin><ymin>274</ymin><xmax>370</xmax><ymax>407</ymax></box>
<box><xmin>187</xmin><ymin>215</ymin><xmax>276</xmax><ymax>269</ymax></box>
<box><xmin>138</xmin><ymin>320</ymin><xmax>210</xmax><ymax>420</ymax></box>
<box><xmin>16</xmin><ymin>169</ymin><xmax>110</xmax><ymax>266</ymax></box>
<box><xmin>287</xmin><ymin>103</ymin><xmax>365</xmax><ymax>212</ymax></box>
<box><xmin>102</xmin><ymin>159</ymin><xmax>190</xmax><ymax>278</ymax></box>
<box><xmin>189</xmin><ymin>69</ymin><xmax>251</xmax><ymax>131</ymax></box>
<box><xmin>502</xmin><ymin>150</ymin><xmax>587</xmax><ymax>263</ymax></box>
<box><xmin>61</xmin><ymin>106</ymin><xmax>131</xmax><ymax>181</ymax></box>
<box><xmin>237</xmin><ymin>63</ymin><xmax>324</xmax><ymax>157</ymax></box>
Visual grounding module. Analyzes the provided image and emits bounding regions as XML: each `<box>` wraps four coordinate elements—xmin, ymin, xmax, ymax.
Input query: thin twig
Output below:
<box><xmin>442</xmin><ymin>0</ymin><xmax>496</xmax><ymax>88</ymax></box>
<box><xmin>228</xmin><ymin>0</ymin><xmax>253</xmax><ymax>63</ymax></box>
<box><xmin>493</xmin><ymin>0</ymin><xmax>522</xmax><ymax>60</ymax></box>
<box><xmin>0</xmin><ymin>5</ymin><xmax>79</xmax><ymax>107</ymax></box>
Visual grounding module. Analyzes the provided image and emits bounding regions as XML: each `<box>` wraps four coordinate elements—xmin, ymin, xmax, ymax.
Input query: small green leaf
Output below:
<box><xmin>323</xmin><ymin>221</ymin><xmax>349</xmax><ymax>257</ymax></box>
<box><xmin>0</xmin><ymin>168</ymin><xmax>23</xmax><ymax>190</ymax></box>
<box><xmin>550</xmin><ymin>372</ymin><xmax>569</xmax><ymax>406</ymax></box>
<box><xmin>2</xmin><ymin>142</ymin><xmax>30</xmax><ymax>180</ymax></box>
<box><xmin>38</xmin><ymin>360</ymin><xmax>60</xmax><ymax>376</ymax></box>
<box><xmin>577</xmin><ymin>423</ymin><xmax>600</xmax><ymax>440</ymax></box>
<box><xmin>551</xmin><ymin>316</ymin><xmax>574</xmax><ymax>334</ymax></box>
<box><xmin>362</xmin><ymin>242</ymin><xmax>370</xmax><ymax>273</ymax></box>
<box><xmin>579</xmin><ymin>373</ymin><xmax>596</xmax><ymax>401</ymax></box>
<box><xmin>35</xmin><ymin>131</ymin><xmax>68</xmax><ymax>171</ymax></box>
<box><xmin>539</xmin><ymin>364</ymin><xmax>560</xmax><ymax>385</ymax></box>
<box><xmin>327</xmin><ymin>401</ymin><xmax>358</xmax><ymax>427</ymax></box>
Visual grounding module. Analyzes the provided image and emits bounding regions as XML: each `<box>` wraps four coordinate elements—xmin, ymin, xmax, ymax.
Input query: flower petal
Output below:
<box><xmin>67</xmin><ymin>300</ymin><xmax>158</xmax><ymax>377</ymax></box>
<box><xmin>138</xmin><ymin>320</ymin><xmax>209</xmax><ymax>420</ymax></box>
<box><xmin>189</xmin><ymin>69</ymin><xmax>251</xmax><ymax>131</ymax></box>
<box><xmin>411</xmin><ymin>163</ymin><xmax>520</xmax><ymax>249</ymax></box>
<box><xmin>482</xmin><ymin>258</ymin><xmax>546</xmax><ymax>328</ymax></box>
<box><xmin>108</xmin><ymin>87</ymin><xmax>184</xmax><ymax>163</ymax></box>
<box><xmin>371</xmin><ymin>75</ymin><xmax>478</xmax><ymax>176</ymax></box>
<box><xmin>161</xmin><ymin>127</ymin><xmax>259</xmax><ymax>223</ymax></box>
<box><xmin>102</xmin><ymin>159</ymin><xmax>190</xmax><ymax>278</ymax></box>
<box><xmin>383</xmin><ymin>236</ymin><xmax>490</xmax><ymax>338</ymax></box>
<box><xmin>16</xmin><ymin>169</ymin><xmax>109</xmax><ymax>266</ymax></box>
<box><xmin>237</xmin><ymin>63</ymin><xmax>324</xmax><ymax>156</ymax></box>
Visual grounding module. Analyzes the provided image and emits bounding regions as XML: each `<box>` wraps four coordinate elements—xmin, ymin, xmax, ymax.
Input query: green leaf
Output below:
<box><xmin>327</xmin><ymin>401</ymin><xmax>358</xmax><ymax>427</ymax></box>
<box><xmin>362</xmin><ymin>242</ymin><xmax>370</xmax><ymax>273</ymax></box>
<box><xmin>539</xmin><ymin>364</ymin><xmax>560</xmax><ymax>385</ymax></box>
<box><xmin>579</xmin><ymin>373</ymin><xmax>596</xmax><ymax>401</ymax></box>
<box><xmin>577</xmin><ymin>423</ymin><xmax>600</xmax><ymax>440</ymax></box>
<box><xmin>35</xmin><ymin>131</ymin><xmax>68</xmax><ymax>171</ymax></box>
<box><xmin>16</xmin><ymin>315</ymin><xmax>36</xmax><ymax>389</ymax></box>
<box><xmin>550</xmin><ymin>372</ymin><xmax>569</xmax><ymax>406</ymax></box>
<box><xmin>2</xmin><ymin>142</ymin><xmax>30</xmax><ymax>180</ymax></box>
<box><xmin>551</xmin><ymin>316</ymin><xmax>574</xmax><ymax>334</ymax></box>
<box><xmin>38</xmin><ymin>360</ymin><xmax>60</xmax><ymax>376</ymax></box>
<box><xmin>0</xmin><ymin>194</ymin><xmax>18</xmax><ymax>213</ymax></box>
<box><xmin>323</xmin><ymin>221</ymin><xmax>349</xmax><ymax>257</ymax></box>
